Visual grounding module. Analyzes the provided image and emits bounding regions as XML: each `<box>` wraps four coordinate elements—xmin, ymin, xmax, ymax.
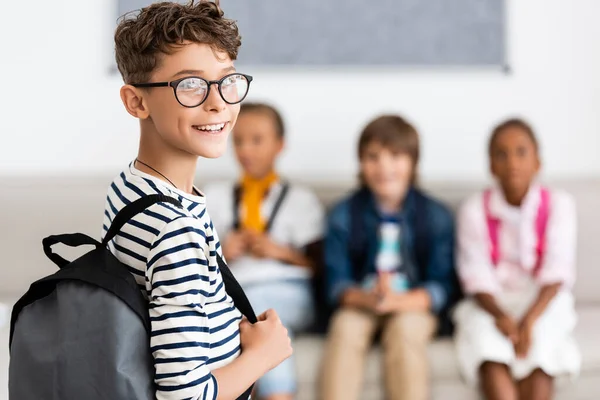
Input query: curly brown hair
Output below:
<box><xmin>115</xmin><ymin>0</ymin><xmax>242</xmax><ymax>84</ymax></box>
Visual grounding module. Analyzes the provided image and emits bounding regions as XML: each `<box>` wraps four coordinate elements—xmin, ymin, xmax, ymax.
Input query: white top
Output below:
<box><xmin>102</xmin><ymin>164</ymin><xmax>241</xmax><ymax>400</ymax></box>
<box><xmin>456</xmin><ymin>184</ymin><xmax>577</xmax><ymax>295</ymax></box>
<box><xmin>375</xmin><ymin>220</ymin><xmax>403</xmax><ymax>273</ymax></box>
<box><xmin>203</xmin><ymin>180</ymin><xmax>325</xmax><ymax>286</ymax></box>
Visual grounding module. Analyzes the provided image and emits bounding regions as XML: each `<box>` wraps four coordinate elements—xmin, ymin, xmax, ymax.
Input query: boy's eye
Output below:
<box><xmin>178</xmin><ymin>78</ymin><xmax>207</xmax><ymax>91</ymax></box>
<box><xmin>493</xmin><ymin>149</ymin><xmax>507</xmax><ymax>160</ymax></box>
<box><xmin>365</xmin><ymin>152</ymin><xmax>378</xmax><ymax>161</ymax></box>
<box><xmin>222</xmin><ymin>74</ymin><xmax>241</xmax><ymax>87</ymax></box>
<box><xmin>391</xmin><ymin>151</ymin><xmax>405</xmax><ymax>160</ymax></box>
<box><xmin>516</xmin><ymin>146</ymin><xmax>528</xmax><ymax>157</ymax></box>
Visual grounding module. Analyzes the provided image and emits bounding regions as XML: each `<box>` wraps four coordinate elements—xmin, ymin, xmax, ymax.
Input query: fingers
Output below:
<box><xmin>239</xmin><ymin>316</ymin><xmax>251</xmax><ymax>332</ymax></box>
<box><xmin>251</xmin><ymin>242</ymin><xmax>269</xmax><ymax>258</ymax></box>
<box><xmin>260</xmin><ymin>309</ymin><xmax>282</xmax><ymax>326</ymax></box>
<box><xmin>257</xmin><ymin>311</ymin><xmax>268</xmax><ymax>322</ymax></box>
<box><xmin>515</xmin><ymin>340</ymin><xmax>524</xmax><ymax>358</ymax></box>
<box><xmin>264</xmin><ymin>308</ymin><xmax>280</xmax><ymax>322</ymax></box>
<box><xmin>516</xmin><ymin>330</ymin><xmax>529</xmax><ymax>358</ymax></box>
<box><xmin>257</xmin><ymin>308</ymin><xmax>280</xmax><ymax>322</ymax></box>
<box><xmin>244</xmin><ymin>230</ymin><xmax>260</xmax><ymax>243</ymax></box>
<box><xmin>513</xmin><ymin>341</ymin><xmax>520</xmax><ymax>356</ymax></box>
<box><xmin>510</xmin><ymin>323</ymin><xmax>520</xmax><ymax>344</ymax></box>
<box><xmin>512</xmin><ymin>326</ymin><xmax>526</xmax><ymax>358</ymax></box>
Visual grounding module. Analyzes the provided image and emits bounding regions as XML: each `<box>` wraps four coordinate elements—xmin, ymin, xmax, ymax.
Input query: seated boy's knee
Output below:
<box><xmin>328</xmin><ymin>308</ymin><xmax>374</xmax><ymax>340</ymax></box>
<box><xmin>385</xmin><ymin>312</ymin><xmax>436</xmax><ymax>343</ymax></box>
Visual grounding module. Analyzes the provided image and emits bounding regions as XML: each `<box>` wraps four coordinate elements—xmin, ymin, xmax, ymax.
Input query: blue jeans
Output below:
<box><xmin>243</xmin><ymin>279</ymin><xmax>314</xmax><ymax>398</ymax></box>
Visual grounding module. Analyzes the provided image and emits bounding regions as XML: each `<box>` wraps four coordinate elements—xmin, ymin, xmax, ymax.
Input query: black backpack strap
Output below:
<box><xmin>264</xmin><ymin>182</ymin><xmax>290</xmax><ymax>232</ymax></box>
<box><xmin>103</xmin><ymin>194</ymin><xmax>181</xmax><ymax>246</ymax></box>
<box><xmin>217</xmin><ymin>255</ymin><xmax>257</xmax><ymax>323</ymax></box>
<box><xmin>232</xmin><ymin>184</ymin><xmax>241</xmax><ymax>230</ymax></box>
<box><xmin>43</xmin><ymin>233</ymin><xmax>101</xmax><ymax>268</ymax></box>
<box><xmin>216</xmin><ymin>254</ymin><xmax>256</xmax><ymax>399</ymax></box>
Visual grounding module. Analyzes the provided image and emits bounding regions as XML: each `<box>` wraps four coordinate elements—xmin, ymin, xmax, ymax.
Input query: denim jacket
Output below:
<box><xmin>324</xmin><ymin>187</ymin><xmax>459</xmax><ymax>316</ymax></box>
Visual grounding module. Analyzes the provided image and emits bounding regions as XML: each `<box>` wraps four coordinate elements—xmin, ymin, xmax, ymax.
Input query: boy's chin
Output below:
<box><xmin>197</xmin><ymin>146</ymin><xmax>227</xmax><ymax>159</ymax></box>
<box><xmin>501</xmin><ymin>175</ymin><xmax>531</xmax><ymax>192</ymax></box>
<box><xmin>191</xmin><ymin>131</ymin><xmax>229</xmax><ymax>159</ymax></box>
<box><xmin>370</xmin><ymin>187</ymin><xmax>410</xmax><ymax>205</ymax></box>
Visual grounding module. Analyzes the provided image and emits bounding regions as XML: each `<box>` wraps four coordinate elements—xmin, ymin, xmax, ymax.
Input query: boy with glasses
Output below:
<box><xmin>103</xmin><ymin>2</ymin><xmax>291</xmax><ymax>399</ymax></box>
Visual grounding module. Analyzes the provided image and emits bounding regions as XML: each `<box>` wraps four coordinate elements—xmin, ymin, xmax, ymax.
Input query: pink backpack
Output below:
<box><xmin>483</xmin><ymin>188</ymin><xmax>551</xmax><ymax>276</ymax></box>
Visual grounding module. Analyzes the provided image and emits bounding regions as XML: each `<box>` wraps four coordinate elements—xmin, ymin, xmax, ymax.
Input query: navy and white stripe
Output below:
<box><xmin>102</xmin><ymin>164</ymin><xmax>242</xmax><ymax>400</ymax></box>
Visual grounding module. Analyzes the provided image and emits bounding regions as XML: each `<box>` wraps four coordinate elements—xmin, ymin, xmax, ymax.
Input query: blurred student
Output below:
<box><xmin>454</xmin><ymin>118</ymin><xmax>581</xmax><ymax>400</ymax></box>
<box><xmin>204</xmin><ymin>103</ymin><xmax>325</xmax><ymax>400</ymax></box>
<box><xmin>320</xmin><ymin>115</ymin><xmax>459</xmax><ymax>400</ymax></box>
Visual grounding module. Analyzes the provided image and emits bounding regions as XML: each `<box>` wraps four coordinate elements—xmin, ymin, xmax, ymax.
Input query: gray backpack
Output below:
<box><xmin>9</xmin><ymin>195</ymin><xmax>256</xmax><ymax>400</ymax></box>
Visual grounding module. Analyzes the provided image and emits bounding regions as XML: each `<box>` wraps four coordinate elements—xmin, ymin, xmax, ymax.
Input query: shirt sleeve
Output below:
<box><xmin>456</xmin><ymin>195</ymin><xmax>502</xmax><ymax>295</ymax></box>
<box><xmin>536</xmin><ymin>191</ymin><xmax>577</xmax><ymax>288</ymax></box>
<box><xmin>418</xmin><ymin>204</ymin><xmax>457</xmax><ymax>313</ymax></box>
<box><xmin>324</xmin><ymin>203</ymin><xmax>356</xmax><ymax>305</ymax></box>
<box><xmin>146</xmin><ymin>216</ymin><xmax>221</xmax><ymax>400</ymax></box>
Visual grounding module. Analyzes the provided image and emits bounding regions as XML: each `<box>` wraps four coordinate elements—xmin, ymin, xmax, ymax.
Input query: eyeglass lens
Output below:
<box><xmin>175</xmin><ymin>74</ymin><xmax>249</xmax><ymax>107</ymax></box>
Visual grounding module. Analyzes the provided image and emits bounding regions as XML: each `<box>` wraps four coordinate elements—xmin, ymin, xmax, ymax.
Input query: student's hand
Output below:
<box><xmin>495</xmin><ymin>314</ymin><xmax>519</xmax><ymax>344</ymax></box>
<box><xmin>373</xmin><ymin>273</ymin><xmax>397</xmax><ymax>314</ymax></box>
<box><xmin>375</xmin><ymin>273</ymin><xmax>393</xmax><ymax>299</ymax></box>
<box><xmin>341</xmin><ymin>287</ymin><xmax>379</xmax><ymax>312</ymax></box>
<box><xmin>375</xmin><ymin>292</ymin><xmax>402</xmax><ymax>315</ymax></box>
<box><xmin>375</xmin><ymin>289</ymin><xmax>431</xmax><ymax>314</ymax></box>
<box><xmin>248</xmin><ymin>233</ymin><xmax>285</xmax><ymax>260</ymax></box>
<box><xmin>223</xmin><ymin>231</ymin><xmax>248</xmax><ymax>261</ymax></box>
<box><xmin>515</xmin><ymin>317</ymin><xmax>534</xmax><ymax>358</ymax></box>
<box><xmin>239</xmin><ymin>310</ymin><xmax>293</xmax><ymax>372</ymax></box>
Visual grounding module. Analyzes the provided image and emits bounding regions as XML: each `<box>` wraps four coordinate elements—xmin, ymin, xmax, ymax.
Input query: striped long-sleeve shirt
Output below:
<box><xmin>101</xmin><ymin>163</ymin><xmax>242</xmax><ymax>400</ymax></box>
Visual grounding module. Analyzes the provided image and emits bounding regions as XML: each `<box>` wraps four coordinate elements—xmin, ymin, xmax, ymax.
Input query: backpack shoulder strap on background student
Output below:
<box><xmin>233</xmin><ymin>181</ymin><xmax>290</xmax><ymax>232</ymax></box>
<box><xmin>483</xmin><ymin>187</ymin><xmax>551</xmax><ymax>276</ymax></box>
<box><xmin>10</xmin><ymin>194</ymin><xmax>256</xmax><ymax>400</ymax></box>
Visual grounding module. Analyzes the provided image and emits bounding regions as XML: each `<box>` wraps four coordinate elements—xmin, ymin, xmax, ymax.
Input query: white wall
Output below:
<box><xmin>1</xmin><ymin>0</ymin><xmax>599</xmax><ymax>183</ymax></box>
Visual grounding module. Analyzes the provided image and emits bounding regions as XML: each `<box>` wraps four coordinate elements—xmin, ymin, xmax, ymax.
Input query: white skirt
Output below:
<box><xmin>452</xmin><ymin>284</ymin><xmax>581</xmax><ymax>386</ymax></box>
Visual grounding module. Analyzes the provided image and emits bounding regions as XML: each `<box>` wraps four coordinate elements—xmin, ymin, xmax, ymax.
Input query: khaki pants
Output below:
<box><xmin>320</xmin><ymin>308</ymin><xmax>437</xmax><ymax>400</ymax></box>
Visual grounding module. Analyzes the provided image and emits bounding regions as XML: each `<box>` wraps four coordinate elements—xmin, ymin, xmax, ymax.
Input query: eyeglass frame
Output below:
<box><xmin>131</xmin><ymin>72</ymin><xmax>253</xmax><ymax>108</ymax></box>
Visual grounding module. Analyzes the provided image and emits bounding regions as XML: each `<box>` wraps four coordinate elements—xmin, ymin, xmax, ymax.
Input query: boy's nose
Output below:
<box><xmin>202</xmin><ymin>83</ymin><xmax>227</xmax><ymax>112</ymax></box>
<box><xmin>506</xmin><ymin>155</ymin><xmax>522</xmax><ymax>171</ymax></box>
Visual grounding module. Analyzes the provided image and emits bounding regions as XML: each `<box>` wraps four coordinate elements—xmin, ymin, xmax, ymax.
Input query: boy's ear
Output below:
<box><xmin>276</xmin><ymin>137</ymin><xmax>285</xmax><ymax>154</ymax></box>
<box><xmin>120</xmin><ymin>85</ymin><xmax>151</xmax><ymax>119</ymax></box>
<box><xmin>489</xmin><ymin>158</ymin><xmax>497</xmax><ymax>178</ymax></box>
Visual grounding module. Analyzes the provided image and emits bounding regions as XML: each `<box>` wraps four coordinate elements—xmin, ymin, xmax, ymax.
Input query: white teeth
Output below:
<box><xmin>195</xmin><ymin>123</ymin><xmax>226</xmax><ymax>132</ymax></box>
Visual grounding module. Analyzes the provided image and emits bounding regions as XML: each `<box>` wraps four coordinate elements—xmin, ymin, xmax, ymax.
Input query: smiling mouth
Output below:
<box><xmin>192</xmin><ymin>122</ymin><xmax>227</xmax><ymax>134</ymax></box>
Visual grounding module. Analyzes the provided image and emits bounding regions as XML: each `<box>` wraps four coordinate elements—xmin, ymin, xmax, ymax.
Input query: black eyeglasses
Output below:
<box><xmin>132</xmin><ymin>73</ymin><xmax>253</xmax><ymax>108</ymax></box>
